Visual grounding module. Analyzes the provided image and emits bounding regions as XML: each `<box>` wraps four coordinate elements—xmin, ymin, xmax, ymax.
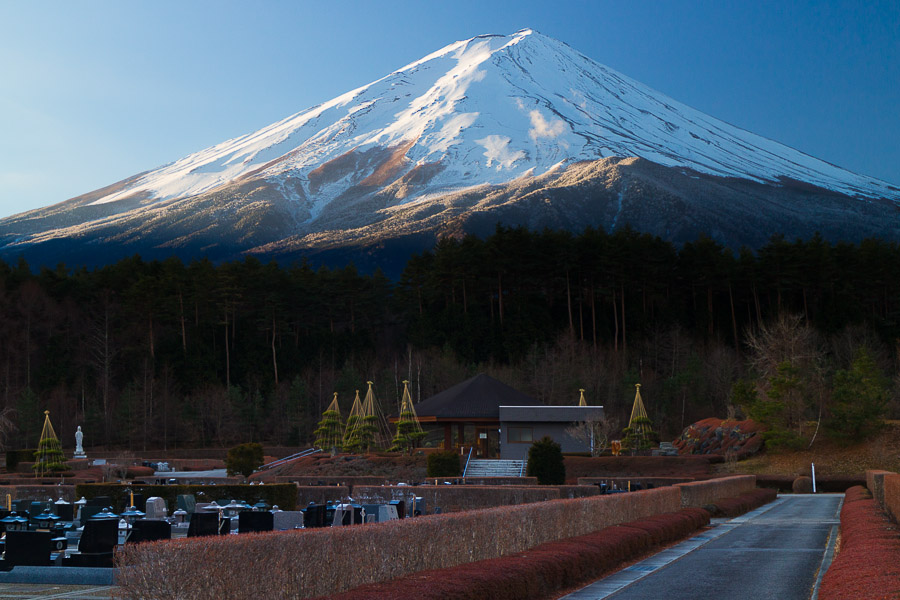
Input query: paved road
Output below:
<box><xmin>564</xmin><ymin>494</ymin><xmax>842</xmax><ymax>600</ymax></box>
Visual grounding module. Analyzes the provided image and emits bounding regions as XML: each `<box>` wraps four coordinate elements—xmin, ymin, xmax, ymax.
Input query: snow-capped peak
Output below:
<box><xmin>89</xmin><ymin>28</ymin><xmax>898</xmax><ymax>211</ymax></box>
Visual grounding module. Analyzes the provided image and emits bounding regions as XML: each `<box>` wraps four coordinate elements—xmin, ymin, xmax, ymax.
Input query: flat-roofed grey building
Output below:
<box><xmin>499</xmin><ymin>405</ymin><xmax>606</xmax><ymax>460</ymax></box>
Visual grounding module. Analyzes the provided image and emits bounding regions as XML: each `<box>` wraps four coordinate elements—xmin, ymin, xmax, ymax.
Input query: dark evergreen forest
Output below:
<box><xmin>3</xmin><ymin>226</ymin><xmax>899</xmax><ymax>451</ymax></box>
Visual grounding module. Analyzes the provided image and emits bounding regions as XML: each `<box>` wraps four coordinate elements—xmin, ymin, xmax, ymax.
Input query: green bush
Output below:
<box><xmin>6</xmin><ymin>449</ymin><xmax>36</xmax><ymax>471</ymax></box>
<box><xmin>226</xmin><ymin>442</ymin><xmax>265</xmax><ymax>478</ymax></box>
<box><xmin>426</xmin><ymin>451</ymin><xmax>462</xmax><ymax>477</ymax></box>
<box><xmin>74</xmin><ymin>483</ymin><xmax>298</xmax><ymax>511</ymax></box>
<box><xmin>526</xmin><ymin>436</ymin><xmax>566</xmax><ymax>485</ymax></box>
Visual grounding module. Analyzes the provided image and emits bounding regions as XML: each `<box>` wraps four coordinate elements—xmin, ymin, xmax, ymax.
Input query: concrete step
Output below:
<box><xmin>464</xmin><ymin>459</ymin><xmax>525</xmax><ymax>477</ymax></box>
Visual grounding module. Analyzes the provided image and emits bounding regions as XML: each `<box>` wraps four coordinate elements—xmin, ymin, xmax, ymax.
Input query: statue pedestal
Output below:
<box><xmin>73</xmin><ymin>451</ymin><xmax>87</xmax><ymax>459</ymax></box>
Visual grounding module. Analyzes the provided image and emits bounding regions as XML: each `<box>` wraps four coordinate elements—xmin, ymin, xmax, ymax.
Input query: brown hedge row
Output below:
<box><xmin>818</xmin><ymin>485</ymin><xmax>900</xmax><ymax>599</ymax></box>
<box><xmin>884</xmin><ymin>473</ymin><xmax>900</xmax><ymax>524</ymax></box>
<box><xmin>866</xmin><ymin>469</ymin><xmax>893</xmax><ymax>506</ymax></box>
<box><xmin>675</xmin><ymin>475</ymin><xmax>755</xmax><ymax>507</ymax></box>
<box><xmin>0</xmin><ymin>485</ymin><xmax>76</xmax><ymax>503</ymax></box>
<box><xmin>312</xmin><ymin>508</ymin><xmax>711</xmax><ymax>600</ymax></box>
<box><xmin>75</xmin><ymin>483</ymin><xmax>298</xmax><ymax>511</ymax></box>
<box><xmin>115</xmin><ymin>486</ymin><xmax>682</xmax><ymax>599</ymax></box>
<box><xmin>350</xmin><ymin>485</ymin><xmax>563</xmax><ymax>513</ymax></box>
<box><xmin>704</xmin><ymin>487</ymin><xmax>777</xmax><ymax>518</ymax></box>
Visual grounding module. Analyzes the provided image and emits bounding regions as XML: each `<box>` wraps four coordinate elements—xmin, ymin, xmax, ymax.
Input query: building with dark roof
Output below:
<box><xmin>414</xmin><ymin>373</ymin><xmax>544</xmax><ymax>457</ymax></box>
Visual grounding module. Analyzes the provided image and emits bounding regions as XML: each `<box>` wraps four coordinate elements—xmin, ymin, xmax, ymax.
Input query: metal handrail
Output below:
<box><xmin>519</xmin><ymin>459</ymin><xmax>525</xmax><ymax>477</ymax></box>
<box><xmin>462</xmin><ymin>446</ymin><xmax>474</xmax><ymax>477</ymax></box>
<box><xmin>258</xmin><ymin>448</ymin><xmax>321</xmax><ymax>471</ymax></box>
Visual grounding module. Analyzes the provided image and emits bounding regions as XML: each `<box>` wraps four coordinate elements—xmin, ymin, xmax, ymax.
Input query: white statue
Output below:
<box><xmin>74</xmin><ymin>426</ymin><xmax>86</xmax><ymax>458</ymax></box>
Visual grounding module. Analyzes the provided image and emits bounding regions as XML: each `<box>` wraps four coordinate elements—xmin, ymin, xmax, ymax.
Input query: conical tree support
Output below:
<box><xmin>360</xmin><ymin>381</ymin><xmax>385</xmax><ymax>451</ymax></box>
<box><xmin>34</xmin><ymin>410</ymin><xmax>67</xmax><ymax>477</ymax></box>
<box><xmin>623</xmin><ymin>383</ymin><xmax>654</xmax><ymax>451</ymax></box>
<box><xmin>343</xmin><ymin>390</ymin><xmax>365</xmax><ymax>453</ymax></box>
<box><xmin>578</xmin><ymin>388</ymin><xmax>587</xmax><ymax>406</ymax></box>
<box><xmin>313</xmin><ymin>392</ymin><xmax>344</xmax><ymax>453</ymax></box>
<box><xmin>390</xmin><ymin>380</ymin><xmax>426</xmax><ymax>453</ymax></box>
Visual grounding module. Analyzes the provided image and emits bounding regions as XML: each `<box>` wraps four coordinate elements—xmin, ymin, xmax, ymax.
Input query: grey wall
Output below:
<box><xmin>499</xmin><ymin>422</ymin><xmax>588</xmax><ymax>460</ymax></box>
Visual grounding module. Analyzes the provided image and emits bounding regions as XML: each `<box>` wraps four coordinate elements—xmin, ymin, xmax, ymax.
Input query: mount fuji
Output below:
<box><xmin>2</xmin><ymin>29</ymin><xmax>898</xmax><ymax>272</ymax></box>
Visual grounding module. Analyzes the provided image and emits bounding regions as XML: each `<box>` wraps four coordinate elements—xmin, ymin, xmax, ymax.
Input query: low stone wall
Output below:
<box><xmin>675</xmin><ymin>475</ymin><xmax>756</xmax><ymax>508</ymax></box>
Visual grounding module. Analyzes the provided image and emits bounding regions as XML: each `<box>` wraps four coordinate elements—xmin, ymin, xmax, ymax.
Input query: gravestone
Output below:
<box><xmin>177</xmin><ymin>494</ymin><xmax>197</xmax><ymax>514</ymax></box>
<box><xmin>239</xmin><ymin>511</ymin><xmax>273</xmax><ymax>533</ymax></box>
<box><xmin>129</xmin><ymin>520</ymin><xmax>171</xmax><ymax>543</ymax></box>
<box><xmin>54</xmin><ymin>502</ymin><xmax>74</xmax><ymax>522</ymax></box>
<box><xmin>72</xmin><ymin>518</ymin><xmax>117</xmax><ymax>567</ymax></box>
<box><xmin>273</xmin><ymin>511</ymin><xmax>304</xmax><ymax>530</ymax></box>
<box><xmin>303</xmin><ymin>504</ymin><xmax>325</xmax><ymax>528</ymax></box>
<box><xmin>80</xmin><ymin>506</ymin><xmax>106</xmax><ymax>525</ymax></box>
<box><xmin>187</xmin><ymin>512</ymin><xmax>218</xmax><ymax>537</ymax></box>
<box><xmin>378</xmin><ymin>504</ymin><xmax>399</xmax><ymax>522</ymax></box>
<box><xmin>145</xmin><ymin>497</ymin><xmax>167</xmax><ymax>520</ymax></box>
<box><xmin>390</xmin><ymin>500</ymin><xmax>406</xmax><ymax>519</ymax></box>
<box><xmin>5</xmin><ymin>530</ymin><xmax>51</xmax><ymax>566</ymax></box>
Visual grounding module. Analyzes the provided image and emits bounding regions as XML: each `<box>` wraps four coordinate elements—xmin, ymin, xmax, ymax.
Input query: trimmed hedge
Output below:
<box><xmin>351</xmin><ymin>485</ymin><xmax>563</xmax><ymax>513</ymax></box>
<box><xmin>703</xmin><ymin>488</ymin><xmax>777</xmax><ymax>518</ymax></box>
<box><xmin>116</xmin><ymin>487</ymin><xmax>683</xmax><ymax>599</ymax></box>
<box><xmin>866</xmin><ymin>469</ymin><xmax>893</xmax><ymax>506</ymax></box>
<box><xmin>115</xmin><ymin>477</ymin><xmax>754</xmax><ymax>599</ymax></box>
<box><xmin>819</xmin><ymin>485</ymin><xmax>900</xmax><ymax>599</ymax></box>
<box><xmin>313</xmin><ymin>509</ymin><xmax>711</xmax><ymax>600</ymax></box>
<box><xmin>5</xmin><ymin>449</ymin><xmax>36</xmax><ymax>471</ymax></box>
<box><xmin>426</xmin><ymin>451</ymin><xmax>461</xmax><ymax>478</ymax></box>
<box><xmin>675</xmin><ymin>475</ymin><xmax>755</xmax><ymax>507</ymax></box>
<box><xmin>884</xmin><ymin>473</ymin><xmax>900</xmax><ymax>524</ymax></box>
<box><xmin>0</xmin><ymin>485</ymin><xmax>76</xmax><ymax>503</ymax></box>
<box><xmin>74</xmin><ymin>483</ymin><xmax>298</xmax><ymax>511</ymax></box>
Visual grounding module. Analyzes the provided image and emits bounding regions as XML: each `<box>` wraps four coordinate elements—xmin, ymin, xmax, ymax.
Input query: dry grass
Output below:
<box><xmin>716</xmin><ymin>422</ymin><xmax>900</xmax><ymax>477</ymax></box>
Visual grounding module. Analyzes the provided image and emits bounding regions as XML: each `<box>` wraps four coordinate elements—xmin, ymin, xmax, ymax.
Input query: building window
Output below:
<box><xmin>508</xmin><ymin>427</ymin><xmax>533</xmax><ymax>443</ymax></box>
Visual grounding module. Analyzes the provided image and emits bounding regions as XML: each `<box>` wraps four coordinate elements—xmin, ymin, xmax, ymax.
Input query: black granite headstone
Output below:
<box><xmin>187</xmin><ymin>511</ymin><xmax>218</xmax><ymax>537</ymax></box>
<box><xmin>239</xmin><ymin>511</ymin><xmax>274</xmax><ymax>533</ymax></box>
<box><xmin>5</xmin><ymin>531</ymin><xmax>51</xmax><ymax>566</ymax></box>
<box><xmin>129</xmin><ymin>520</ymin><xmax>172</xmax><ymax>543</ymax></box>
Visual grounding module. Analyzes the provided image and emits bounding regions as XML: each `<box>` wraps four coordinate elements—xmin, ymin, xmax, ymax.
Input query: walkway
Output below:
<box><xmin>563</xmin><ymin>494</ymin><xmax>842</xmax><ymax>600</ymax></box>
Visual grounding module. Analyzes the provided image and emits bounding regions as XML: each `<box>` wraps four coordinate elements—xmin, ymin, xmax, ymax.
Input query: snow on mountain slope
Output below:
<box><xmin>88</xmin><ymin>28</ymin><xmax>899</xmax><ymax>219</ymax></box>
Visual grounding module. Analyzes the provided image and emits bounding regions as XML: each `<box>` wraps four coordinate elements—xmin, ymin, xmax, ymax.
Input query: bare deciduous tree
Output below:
<box><xmin>565</xmin><ymin>415</ymin><xmax>620</xmax><ymax>456</ymax></box>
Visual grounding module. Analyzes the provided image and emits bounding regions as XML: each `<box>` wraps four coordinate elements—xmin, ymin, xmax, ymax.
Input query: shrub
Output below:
<box><xmin>792</xmin><ymin>476</ymin><xmax>813</xmax><ymax>494</ymax></box>
<box><xmin>527</xmin><ymin>436</ymin><xmax>565</xmax><ymax>485</ymax></box>
<box><xmin>704</xmin><ymin>488</ymin><xmax>777</xmax><ymax>517</ymax></box>
<box><xmin>5</xmin><ymin>449</ymin><xmax>35</xmax><ymax>472</ymax></box>
<box><xmin>314</xmin><ymin>508</ymin><xmax>710</xmax><ymax>600</ymax></box>
<box><xmin>427</xmin><ymin>450</ymin><xmax>461</xmax><ymax>478</ymax></box>
<box><xmin>819</xmin><ymin>486</ymin><xmax>900</xmax><ymax>599</ymax></box>
<box><xmin>225</xmin><ymin>442</ymin><xmax>265</xmax><ymax>478</ymax></box>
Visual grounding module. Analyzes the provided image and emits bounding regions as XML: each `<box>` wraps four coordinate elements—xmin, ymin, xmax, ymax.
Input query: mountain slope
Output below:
<box><xmin>1</xmin><ymin>29</ymin><xmax>897</xmax><ymax>270</ymax></box>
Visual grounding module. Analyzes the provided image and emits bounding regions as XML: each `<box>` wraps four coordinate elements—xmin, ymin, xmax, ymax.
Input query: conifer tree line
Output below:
<box><xmin>1</xmin><ymin>226</ymin><xmax>899</xmax><ymax>451</ymax></box>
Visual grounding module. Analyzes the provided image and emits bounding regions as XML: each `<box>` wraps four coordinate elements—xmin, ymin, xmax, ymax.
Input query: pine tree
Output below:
<box><xmin>622</xmin><ymin>384</ymin><xmax>656</xmax><ymax>451</ymax></box>
<box><xmin>389</xmin><ymin>381</ymin><xmax>426</xmax><ymax>453</ymax></box>
<box><xmin>33</xmin><ymin>411</ymin><xmax>68</xmax><ymax>476</ymax></box>
<box><xmin>313</xmin><ymin>393</ymin><xmax>344</xmax><ymax>454</ymax></box>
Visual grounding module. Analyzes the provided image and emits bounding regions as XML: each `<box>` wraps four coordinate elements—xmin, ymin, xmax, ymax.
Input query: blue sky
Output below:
<box><xmin>1</xmin><ymin>0</ymin><xmax>898</xmax><ymax>218</ymax></box>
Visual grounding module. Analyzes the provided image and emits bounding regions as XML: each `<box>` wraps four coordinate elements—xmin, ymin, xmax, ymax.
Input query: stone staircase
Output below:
<box><xmin>464</xmin><ymin>459</ymin><xmax>526</xmax><ymax>477</ymax></box>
